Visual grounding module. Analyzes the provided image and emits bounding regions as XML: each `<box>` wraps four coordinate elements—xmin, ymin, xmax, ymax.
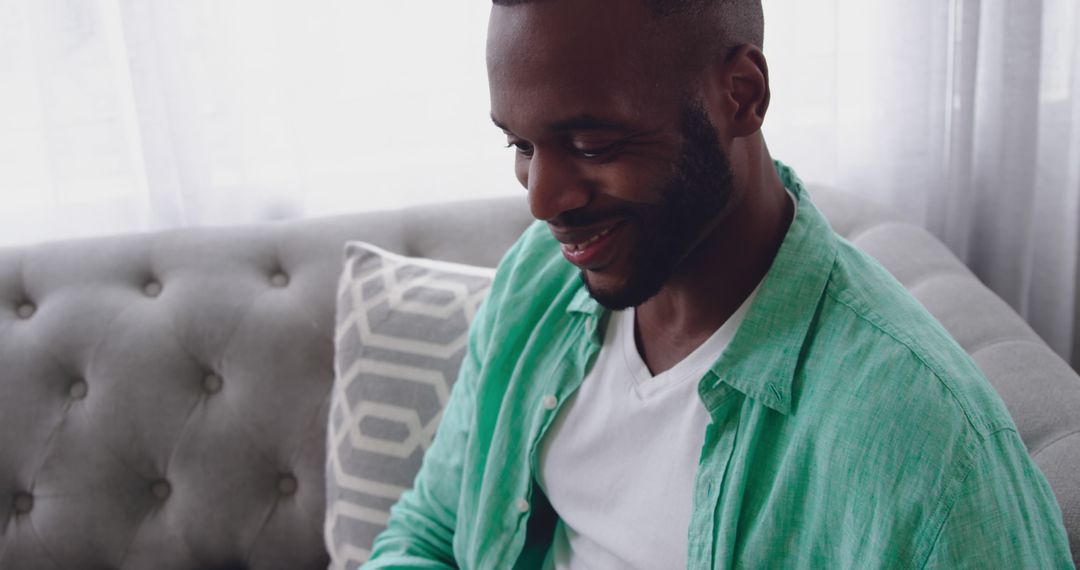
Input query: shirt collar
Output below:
<box><xmin>568</xmin><ymin>282</ymin><xmax>604</xmax><ymax>317</ymax></box>
<box><xmin>709</xmin><ymin>162</ymin><xmax>837</xmax><ymax>415</ymax></box>
<box><xmin>567</xmin><ymin>161</ymin><xmax>838</xmax><ymax>415</ymax></box>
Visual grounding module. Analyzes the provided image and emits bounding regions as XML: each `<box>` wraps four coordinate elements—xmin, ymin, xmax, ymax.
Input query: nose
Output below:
<box><xmin>525</xmin><ymin>150</ymin><xmax>589</xmax><ymax>222</ymax></box>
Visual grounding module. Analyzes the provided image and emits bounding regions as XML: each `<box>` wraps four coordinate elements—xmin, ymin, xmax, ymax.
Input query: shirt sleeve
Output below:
<box><xmin>362</xmin><ymin>292</ymin><xmax>493</xmax><ymax>568</ymax></box>
<box><xmin>920</xmin><ymin>428</ymin><xmax>1075</xmax><ymax>569</ymax></box>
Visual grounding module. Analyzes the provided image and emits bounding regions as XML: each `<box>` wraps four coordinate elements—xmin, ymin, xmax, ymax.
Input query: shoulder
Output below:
<box><xmin>920</xmin><ymin>427</ymin><xmax>1073</xmax><ymax>568</ymax></box>
<box><xmin>808</xmin><ymin>237</ymin><xmax>1016</xmax><ymax>437</ymax></box>
<box><xmin>790</xmin><ymin>237</ymin><xmax>1044</xmax><ymax>563</ymax></box>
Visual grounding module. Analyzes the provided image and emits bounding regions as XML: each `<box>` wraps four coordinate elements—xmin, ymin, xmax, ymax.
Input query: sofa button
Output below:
<box><xmin>12</xmin><ymin>492</ymin><xmax>33</xmax><ymax>514</ymax></box>
<box><xmin>143</xmin><ymin>281</ymin><xmax>162</xmax><ymax>298</ymax></box>
<box><xmin>515</xmin><ymin>498</ymin><xmax>529</xmax><ymax>513</ymax></box>
<box><xmin>151</xmin><ymin>480</ymin><xmax>171</xmax><ymax>501</ymax></box>
<box><xmin>16</xmin><ymin>303</ymin><xmax>35</xmax><ymax>319</ymax></box>
<box><xmin>69</xmin><ymin>380</ymin><xmax>88</xmax><ymax>400</ymax></box>
<box><xmin>270</xmin><ymin>273</ymin><xmax>289</xmax><ymax>288</ymax></box>
<box><xmin>277</xmin><ymin>475</ymin><xmax>298</xmax><ymax>496</ymax></box>
<box><xmin>203</xmin><ymin>373</ymin><xmax>223</xmax><ymax>394</ymax></box>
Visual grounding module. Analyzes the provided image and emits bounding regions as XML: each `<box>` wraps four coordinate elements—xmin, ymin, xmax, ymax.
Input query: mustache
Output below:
<box><xmin>550</xmin><ymin>206</ymin><xmax>644</xmax><ymax>229</ymax></box>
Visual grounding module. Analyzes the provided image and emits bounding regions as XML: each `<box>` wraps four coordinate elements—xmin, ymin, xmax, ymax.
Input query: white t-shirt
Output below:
<box><xmin>537</xmin><ymin>283</ymin><xmax>760</xmax><ymax>570</ymax></box>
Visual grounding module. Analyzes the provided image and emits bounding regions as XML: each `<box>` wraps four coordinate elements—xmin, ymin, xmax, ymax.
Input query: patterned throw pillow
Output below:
<box><xmin>325</xmin><ymin>242</ymin><xmax>494</xmax><ymax>569</ymax></box>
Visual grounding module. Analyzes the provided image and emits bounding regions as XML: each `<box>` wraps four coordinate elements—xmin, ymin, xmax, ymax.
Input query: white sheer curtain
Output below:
<box><xmin>2</xmin><ymin>0</ymin><xmax>1079</xmax><ymax>366</ymax></box>
<box><xmin>762</xmin><ymin>0</ymin><xmax>1080</xmax><ymax>365</ymax></box>
<box><xmin>0</xmin><ymin>0</ymin><xmax>508</xmax><ymax>246</ymax></box>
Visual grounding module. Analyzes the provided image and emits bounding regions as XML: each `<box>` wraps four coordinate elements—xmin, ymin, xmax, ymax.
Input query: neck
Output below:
<box><xmin>634</xmin><ymin>138</ymin><xmax>791</xmax><ymax>372</ymax></box>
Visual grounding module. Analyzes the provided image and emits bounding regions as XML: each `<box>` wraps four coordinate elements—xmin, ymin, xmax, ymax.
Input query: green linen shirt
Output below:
<box><xmin>366</xmin><ymin>163</ymin><xmax>1073</xmax><ymax>569</ymax></box>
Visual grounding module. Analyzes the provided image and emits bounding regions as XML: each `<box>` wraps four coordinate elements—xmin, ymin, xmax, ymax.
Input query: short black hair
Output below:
<box><xmin>644</xmin><ymin>0</ymin><xmax>711</xmax><ymax>18</ymax></box>
<box><xmin>491</xmin><ymin>0</ymin><xmax>764</xmax><ymax>54</ymax></box>
<box><xmin>492</xmin><ymin>0</ymin><xmax>705</xmax><ymax>18</ymax></box>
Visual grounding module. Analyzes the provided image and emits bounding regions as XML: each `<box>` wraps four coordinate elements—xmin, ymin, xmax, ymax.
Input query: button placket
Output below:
<box><xmin>688</xmin><ymin>395</ymin><xmax>743</xmax><ymax>568</ymax></box>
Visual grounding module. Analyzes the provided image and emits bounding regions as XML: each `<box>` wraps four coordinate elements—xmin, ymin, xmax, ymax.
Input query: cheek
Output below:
<box><xmin>595</xmin><ymin>167</ymin><xmax>668</xmax><ymax>206</ymax></box>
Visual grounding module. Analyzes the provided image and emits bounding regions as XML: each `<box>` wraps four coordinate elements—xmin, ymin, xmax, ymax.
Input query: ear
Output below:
<box><xmin>707</xmin><ymin>45</ymin><xmax>771</xmax><ymax>138</ymax></box>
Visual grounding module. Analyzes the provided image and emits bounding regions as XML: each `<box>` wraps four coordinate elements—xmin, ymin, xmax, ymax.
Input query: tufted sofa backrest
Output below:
<box><xmin>1</xmin><ymin>189</ymin><xmax>1078</xmax><ymax>568</ymax></box>
<box><xmin>0</xmin><ymin>198</ymin><xmax>534</xmax><ymax>570</ymax></box>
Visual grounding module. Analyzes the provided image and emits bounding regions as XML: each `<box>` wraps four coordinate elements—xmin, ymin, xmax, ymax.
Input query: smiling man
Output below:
<box><xmin>364</xmin><ymin>1</ymin><xmax>1073</xmax><ymax>568</ymax></box>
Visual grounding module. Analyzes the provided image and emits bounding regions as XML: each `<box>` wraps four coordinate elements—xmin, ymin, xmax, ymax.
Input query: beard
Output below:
<box><xmin>582</xmin><ymin>100</ymin><xmax>736</xmax><ymax>311</ymax></box>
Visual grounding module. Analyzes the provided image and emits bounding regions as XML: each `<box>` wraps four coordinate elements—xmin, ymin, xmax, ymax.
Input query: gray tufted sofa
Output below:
<box><xmin>1</xmin><ymin>187</ymin><xmax>1078</xmax><ymax>569</ymax></box>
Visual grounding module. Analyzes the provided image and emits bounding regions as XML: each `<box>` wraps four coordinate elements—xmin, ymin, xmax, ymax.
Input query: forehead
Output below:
<box><xmin>487</xmin><ymin>1</ymin><xmax>681</xmax><ymax>131</ymax></box>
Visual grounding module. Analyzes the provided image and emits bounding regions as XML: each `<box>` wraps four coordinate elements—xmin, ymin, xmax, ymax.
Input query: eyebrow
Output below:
<box><xmin>491</xmin><ymin>113</ymin><xmax>632</xmax><ymax>134</ymax></box>
<box><xmin>491</xmin><ymin>115</ymin><xmax>511</xmax><ymax>131</ymax></box>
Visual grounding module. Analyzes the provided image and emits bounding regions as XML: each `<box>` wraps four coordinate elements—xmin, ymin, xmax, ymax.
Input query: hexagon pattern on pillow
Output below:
<box><xmin>325</xmin><ymin>242</ymin><xmax>494</xmax><ymax>569</ymax></box>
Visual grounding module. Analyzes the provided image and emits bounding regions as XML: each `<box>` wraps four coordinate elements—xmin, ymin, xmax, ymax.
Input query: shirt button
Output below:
<box><xmin>542</xmin><ymin>395</ymin><xmax>557</xmax><ymax>410</ymax></box>
<box><xmin>515</xmin><ymin>498</ymin><xmax>529</xmax><ymax>513</ymax></box>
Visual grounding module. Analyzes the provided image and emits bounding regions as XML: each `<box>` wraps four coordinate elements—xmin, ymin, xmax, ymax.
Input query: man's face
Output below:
<box><xmin>488</xmin><ymin>1</ymin><xmax>736</xmax><ymax>310</ymax></box>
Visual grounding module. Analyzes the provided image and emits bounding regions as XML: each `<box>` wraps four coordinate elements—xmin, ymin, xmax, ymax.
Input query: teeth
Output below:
<box><xmin>569</xmin><ymin>226</ymin><xmax>614</xmax><ymax>252</ymax></box>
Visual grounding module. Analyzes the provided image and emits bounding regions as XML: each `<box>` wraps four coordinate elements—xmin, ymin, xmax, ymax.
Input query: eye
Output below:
<box><xmin>573</xmin><ymin>142</ymin><xmax>620</xmax><ymax>161</ymax></box>
<box><xmin>505</xmin><ymin>140</ymin><xmax>534</xmax><ymax>157</ymax></box>
<box><xmin>578</xmin><ymin>146</ymin><xmax>611</xmax><ymax>159</ymax></box>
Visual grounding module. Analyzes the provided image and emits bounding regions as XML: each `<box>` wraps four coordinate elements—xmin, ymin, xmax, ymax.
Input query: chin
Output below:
<box><xmin>580</xmin><ymin>267</ymin><xmax>666</xmax><ymax>312</ymax></box>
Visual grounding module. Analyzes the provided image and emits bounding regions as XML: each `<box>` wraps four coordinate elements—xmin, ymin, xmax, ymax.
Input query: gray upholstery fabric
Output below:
<box><xmin>0</xmin><ymin>188</ymin><xmax>1077</xmax><ymax>567</ymax></box>
<box><xmin>0</xmin><ymin>199</ymin><xmax>531</xmax><ymax>570</ymax></box>
<box><xmin>326</xmin><ymin>243</ymin><xmax>493</xmax><ymax>568</ymax></box>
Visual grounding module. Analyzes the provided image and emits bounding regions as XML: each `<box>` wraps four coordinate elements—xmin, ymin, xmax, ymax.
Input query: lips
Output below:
<box><xmin>553</xmin><ymin>221</ymin><xmax>624</xmax><ymax>269</ymax></box>
<box><xmin>564</xmin><ymin>225</ymin><xmax>616</xmax><ymax>252</ymax></box>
